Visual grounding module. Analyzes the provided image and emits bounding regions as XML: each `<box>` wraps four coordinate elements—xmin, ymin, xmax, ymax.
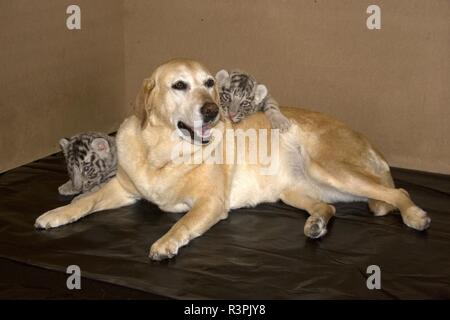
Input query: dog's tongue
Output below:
<box><xmin>201</xmin><ymin>125</ymin><xmax>211</xmax><ymax>137</ymax></box>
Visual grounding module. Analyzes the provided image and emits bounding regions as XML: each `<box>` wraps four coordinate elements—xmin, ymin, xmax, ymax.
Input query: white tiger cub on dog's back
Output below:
<box><xmin>215</xmin><ymin>69</ymin><xmax>291</xmax><ymax>131</ymax></box>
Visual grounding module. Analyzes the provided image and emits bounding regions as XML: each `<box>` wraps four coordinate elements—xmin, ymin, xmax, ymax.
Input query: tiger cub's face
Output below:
<box><xmin>215</xmin><ymin>69</ymin><xmax>268</xmax><ymax>123</ymax></box>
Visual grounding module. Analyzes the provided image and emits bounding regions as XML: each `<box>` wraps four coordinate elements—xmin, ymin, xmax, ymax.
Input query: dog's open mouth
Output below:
<box><xmin>177</xmin><ymin>121</ymin><xmax>213</xmax><ymax>145</ymax></box>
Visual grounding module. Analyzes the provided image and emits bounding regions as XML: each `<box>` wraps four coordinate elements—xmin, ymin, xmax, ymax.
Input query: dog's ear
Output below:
<box><xmin>134</xmin><ymin>77</ymin><xmax>155</xmax><ymax>128</ymax></box>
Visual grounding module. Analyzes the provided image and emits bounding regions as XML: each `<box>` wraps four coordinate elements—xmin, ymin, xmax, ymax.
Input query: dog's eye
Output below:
<box><xmin>205</xmin><ymin>78</ymin><xmax>215</xmax><ymax>88</ymax></box>
<box><xmin>172</xmin><ymin>81</ymin><xmax>188</xmax><ymax>90</ymax></box>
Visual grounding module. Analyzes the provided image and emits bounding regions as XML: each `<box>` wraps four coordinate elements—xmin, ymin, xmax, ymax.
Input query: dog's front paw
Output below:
<box><xmin>35</xmin><ymin>206</ymin><xmax>73</xmax><ymax>229</ymax></box>
<box><xmin>270</xmin><ymin>114</ymin><xmax>291</xmax><ymax>132</ymax></box>
<box><xmin>149</xmin><ymin>237</ymin><xmax>181</xmax><ymax>261</ymax></box>
<box><xmin>402</xmin><ymin>206</ymin><xmax>431</xmax><ymax>231</ymax></box>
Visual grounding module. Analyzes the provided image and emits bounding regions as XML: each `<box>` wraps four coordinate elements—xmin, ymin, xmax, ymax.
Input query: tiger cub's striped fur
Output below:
<box><xmin>58</xmin><ymin>132</ymin><xmax>117</xmax><ymax>199</ymax></box>
<box><xmin>215</xmin><ymin>69</ymin><xmax>291</xmax><ymax>131</ymax></box>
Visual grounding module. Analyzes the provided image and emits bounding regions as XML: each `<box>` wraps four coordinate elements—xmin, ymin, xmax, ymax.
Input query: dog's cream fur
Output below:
<box><xmin>35</xmin><ymin>59</ymin><xmax>431</xmax><ymax>260</ymax></box>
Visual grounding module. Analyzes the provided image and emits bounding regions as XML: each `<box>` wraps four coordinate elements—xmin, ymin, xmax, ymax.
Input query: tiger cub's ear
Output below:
<box><xmin>59</xmin><ymin>138</ymin><xmax>69</xmax><ymax>151</ymax></box>
<box><xmin>215</xmin><ymin>69</ymin><xmax>230</xmax><ymax>86</ymax></box>
<box><xmin>91</xmin><ymin>138</ymin><xmax>110</xmax><ymax>157</ymax></box>
<box><xmin>254</xmin><ymin>84</ymin><xmax>268</xmax><ymax>105</ymax></box>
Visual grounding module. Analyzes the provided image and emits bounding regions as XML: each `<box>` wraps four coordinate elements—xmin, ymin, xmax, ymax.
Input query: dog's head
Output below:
<box><xmin>134</xmin><ymin>59</ymin><xmax>222</xmax><ymax>145</ymax></box>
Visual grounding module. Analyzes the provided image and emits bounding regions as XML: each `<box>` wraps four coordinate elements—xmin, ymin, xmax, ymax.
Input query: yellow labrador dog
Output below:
<box><xmin>35</xmin><ymin>59</ymin><xmax>430</xmax><ymax>260</ymax></box>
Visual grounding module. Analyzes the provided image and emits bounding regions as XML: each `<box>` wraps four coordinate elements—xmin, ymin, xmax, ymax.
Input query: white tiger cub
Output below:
<box><xmin>215</xmin><ymin>69</ymin><xmax>291</xmax><ymax>131</ymax></box>
<box><xmin>58</xmin><ymin>132</ymin><xmax>117</xmax><ymax>201</ymax></box>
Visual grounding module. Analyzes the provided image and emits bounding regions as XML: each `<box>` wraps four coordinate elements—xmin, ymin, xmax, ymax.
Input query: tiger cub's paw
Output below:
<box><xmin>270</xmin><ymin>113</ymin><xmax>291</xmax><ymax>132</ymax></box>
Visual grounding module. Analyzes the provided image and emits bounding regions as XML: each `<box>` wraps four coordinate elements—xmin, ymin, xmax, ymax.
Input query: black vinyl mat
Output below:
<box><xmin>0</xmin><ymin>153</ymin><xmax>449</xmax><ymax>299</ymax></box>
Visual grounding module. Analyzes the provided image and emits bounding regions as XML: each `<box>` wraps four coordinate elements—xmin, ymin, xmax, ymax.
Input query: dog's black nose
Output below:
<box><xmin>200</xmin><ymin>102</ymin><xmax>219</xmax><ymax>123</ymax></box>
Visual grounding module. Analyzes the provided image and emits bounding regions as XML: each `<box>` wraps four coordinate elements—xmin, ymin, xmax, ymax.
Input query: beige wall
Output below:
<box><xmin>124</xmin><ymin>0</ymin><xmax>450</xmax><ymax>174</ymax></box>
<box><xmin>1</xmin><ymin>1</ymin><xmax>449</xmax><ymax>174</ymax></box>
<box><xmin>0</xmin><ymin>0</ymin><xmax>125</xmax><ymax>173</ymax></box>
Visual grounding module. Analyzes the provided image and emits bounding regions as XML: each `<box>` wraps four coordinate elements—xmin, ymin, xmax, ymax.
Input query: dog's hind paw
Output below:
<box><xmin>304</xmin><ymin>216</ymin><xmax>328</xmax><ymax>239</ymax></box>
<box><xmin>402</xmin><ymin>206</ymin><xmax>431</xmax><ymax>231</ymax></box>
